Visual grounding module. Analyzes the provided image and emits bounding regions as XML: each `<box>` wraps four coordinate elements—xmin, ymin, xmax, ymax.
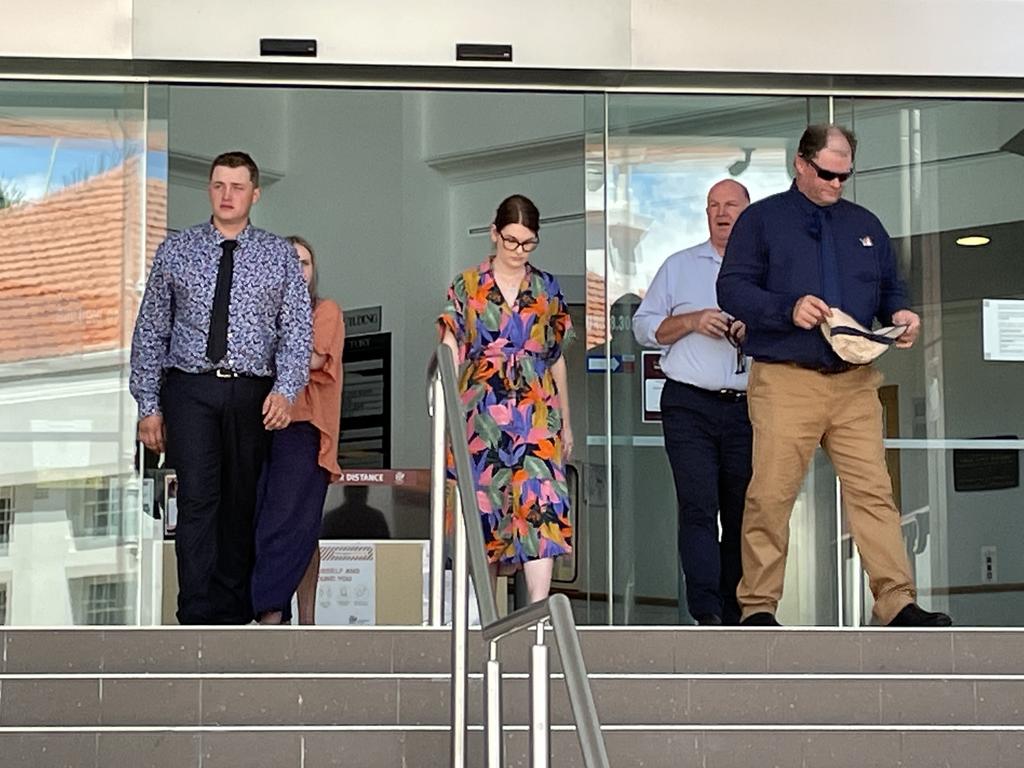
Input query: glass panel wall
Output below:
<box><xmin>0</xmin><ymin>81</ymin><xmax>151</xmax><ymax>625</ymax></box>
<box><xmin>4</xmin><ymin>79</ymin><xmax>1022</xmax><ymax>628</ymax></box>
<box><xmin>146</xmin><ymin>84</ymin><xmax>591</xmax><ymax>625</ymax></box>
<box><xmin>835</xmin><ymin>97</ymin><xmax>1024</xmax><ymax>625</ymax></box>
<box><xmin>591</xmin><ymin>95</ymin><xmax>836</xmax><ymax>624</ymax></box>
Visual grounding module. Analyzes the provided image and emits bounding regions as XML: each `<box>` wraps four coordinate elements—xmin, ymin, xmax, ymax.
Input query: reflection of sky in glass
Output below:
<box><xmin>0</xmin><ymin>135</ymin><xmax>165</xmax><ymax>203</ymax></box>
<box><xmin>603</xmin><ymin>143</ymin><xmax>794</xmax><ymax>301</ymax></box>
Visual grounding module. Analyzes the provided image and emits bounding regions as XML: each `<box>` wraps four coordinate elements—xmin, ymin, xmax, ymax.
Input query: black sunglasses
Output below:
<box><xmin>802</xmin><ymin>155</ymin><xmax>854</xmax><ymax>183</ymax></box>
<box><xmin>725</xmin><ymin>319</ymin><xmax>747</xmax><ymax>375</ymax></box>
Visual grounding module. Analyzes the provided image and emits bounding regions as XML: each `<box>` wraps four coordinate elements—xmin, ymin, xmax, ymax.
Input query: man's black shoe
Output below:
<box><xmin>740</xmin><ymin>612</ymin><xmax>781</xmax><ymax>627</ymax></box>
<box><xmin>887</xmin><ymin>603</ymin><xmax>953</xmax><ymax>627</ymax></box>
<box><xmin>693</xmin><ymin>613</ymin><xmax>723</xmax><ymax>626</ymax></box>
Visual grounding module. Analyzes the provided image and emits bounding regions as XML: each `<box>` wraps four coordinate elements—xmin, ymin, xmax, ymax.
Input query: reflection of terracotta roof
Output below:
<box><xmin>586</xmin><ymin>270</ymin><xmax>606</xmax><ymax>350</ymax></box>
<box><xmin>0</xmin><ymin>158</ymin><xmax>166</xmax><ymax>363</ymax></box>
<box><xmin>0</xmin><ymin>117</ymin><xmax>165</xmax><ymax>149</ymax></box>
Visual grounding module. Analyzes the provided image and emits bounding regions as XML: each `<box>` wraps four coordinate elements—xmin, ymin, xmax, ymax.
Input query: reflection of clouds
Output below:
<box><xmin>586</xmin><ymin>142</ymin><xmax>794</xmax><ymax>341</ymax></box>
<box><xmin>5</xmin><ymin>172</ymin><xmax>49</xmax><ymax>202</ymax></box>
<box><xmin>609</xmin><ymin>150</ymin><xmax>792</xmax><ymax>298</ymax></box>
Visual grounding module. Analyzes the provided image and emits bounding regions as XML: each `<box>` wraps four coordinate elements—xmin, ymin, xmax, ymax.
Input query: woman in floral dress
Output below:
<box><xmin>439</xmin><ymin>194</ymin><xmax>575</xmax><ymax>603</ymax></box>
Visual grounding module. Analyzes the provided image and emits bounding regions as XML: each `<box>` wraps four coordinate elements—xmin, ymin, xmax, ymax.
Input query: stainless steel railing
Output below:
<box><xmin>427</xmin><ymin>344</ymin><xmax>610</xmax><ymax>768</ymax></box>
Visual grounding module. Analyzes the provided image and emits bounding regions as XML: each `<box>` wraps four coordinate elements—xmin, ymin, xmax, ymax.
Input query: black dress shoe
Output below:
<box><xmin>693</xmin><ymin>613</ymin><xmax>723</xmax><ymax>626</ymax></box>
<box><xmin>740</xmin><ymin>612</ymin><xmax>781</xmax><ymax>626</ymax></box>
<box><xmin>887</xmin><ymin>603</ymin><xmax>953</xmax><ymax>627</ymax></box>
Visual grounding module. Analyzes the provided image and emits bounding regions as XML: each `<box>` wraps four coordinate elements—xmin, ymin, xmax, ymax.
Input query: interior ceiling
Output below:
<box><xmin>895</xmin><ymin>218</ymin><xmax>1024</xmax><ymax>304</ymax></box>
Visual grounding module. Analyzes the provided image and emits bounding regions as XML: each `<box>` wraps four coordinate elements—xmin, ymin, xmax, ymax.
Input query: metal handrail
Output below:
<box><xmin>434</xmin><ymin>344</ymin><xmax>500</xmax><ymax>629</ymax></box>
<box><xmin>429</xmin><ymin>343</ymin><xmax>610</xmax><ymax>768</ymax></box>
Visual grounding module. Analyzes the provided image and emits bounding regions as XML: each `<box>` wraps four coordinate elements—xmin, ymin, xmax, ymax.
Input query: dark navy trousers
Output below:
<box><xmin>660</xmin><ymin>379</ymin><xmax>752</xmax><ymax>625</ymax></box>
<box><xmin>162</xmin><ymin>370</ymin><xmax>273</xmax><ymax>625</ymax></box>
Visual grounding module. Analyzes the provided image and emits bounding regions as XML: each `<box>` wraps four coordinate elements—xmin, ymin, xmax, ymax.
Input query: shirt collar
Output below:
<box><xmin>697</xmin><ymin>239</ymin><xmax>723</xmax><ymax>262</ymax></box>
<box><xmin>204</xmin><ymin>218</ymin><xmax>254</xmax><ymax>244</ymax></box>
<box><xmin>786</xmin><ymin>181</ymin><xmax>840</xmax><ymax>217</ymax></box>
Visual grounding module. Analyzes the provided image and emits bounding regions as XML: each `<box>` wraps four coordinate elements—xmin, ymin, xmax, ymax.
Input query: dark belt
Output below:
<box><xmin>677</xmin><ymin>380</ymin><xmax>747</xmax><ymax>402</ymax></box>
<box><xmin>173</xmin><ymin>367</ymin><xmax>269</xmax><ymax>380</ymax></box>
<box><xmin>791</xmin><ymin>361</ymin><xmax>862</xmax><ymax>375</ymax></box>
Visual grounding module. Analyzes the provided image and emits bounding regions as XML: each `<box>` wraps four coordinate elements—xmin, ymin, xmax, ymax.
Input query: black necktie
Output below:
<box><xmin>206</xmin><ymin>239</ymin><xmax>237</xmax><ymax>364</ymax></box>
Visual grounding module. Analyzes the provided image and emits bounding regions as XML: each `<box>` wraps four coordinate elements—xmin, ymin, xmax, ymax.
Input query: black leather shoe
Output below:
<box><xmin>740</xmin><ymin>612</ymin><xmax>781</xmax><ymax>626</ymax></box>
<box><xmin>887</xmin><ymin>603</ymin><xmax>953</xmax><ymax>627</ymax></box>
<box><xmin>693</xmin><ymin>613</ymin><xmax>723</xmax><ymax>626</ymax></box>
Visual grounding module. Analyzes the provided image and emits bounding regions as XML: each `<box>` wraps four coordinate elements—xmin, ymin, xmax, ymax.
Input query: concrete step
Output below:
<box><xmin>1</xmin><ymin>674</ymin><xmax>1022</xmax><ymax>727</ymax></box>
<box><xmin>4</xmin><ymin>628</ymin><xmax>1022</xmax><ymax>675</ymax></box>
<box><xmin>1</xmin><ymin>727</ymin><xmax>1022</xmax><ymax>768</ymax></box>
<box><xmin>3</xmin><ymin>627</ymin><xmax>1022</xmax><ymax>767</ymax></box>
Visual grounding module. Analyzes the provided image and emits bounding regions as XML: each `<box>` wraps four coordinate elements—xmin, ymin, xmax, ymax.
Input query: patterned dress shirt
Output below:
<box><xmin>130</xmin><ymin>220</ymin><xmax>312</xmax><ymax>418</ymax></box>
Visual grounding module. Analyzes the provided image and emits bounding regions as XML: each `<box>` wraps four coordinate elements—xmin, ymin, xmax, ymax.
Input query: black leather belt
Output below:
<box><xmin>792</xmin><ymin>361</ymin><xmax>861</xmax><ymax>375</ymax></box>
<box><xmin>677</xmin><ymin>381</ymin><xmax>747</xmax><ymax>402</ymax></box>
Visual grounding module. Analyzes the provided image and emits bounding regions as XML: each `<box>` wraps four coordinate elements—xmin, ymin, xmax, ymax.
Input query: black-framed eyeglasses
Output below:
<box><xmin>802</xmin><ymin>155</ymin><xmax>854</xmax><ymax>183</ymax></box>
<box><xmin>498</xmin><ymin>233</ymin><xmax>539</xmax><ymax>253</ymax></box>
<box><xmin>725</xmin><ymin>319</ymin><xmax>747</xmax><ymax>375</ymax></box>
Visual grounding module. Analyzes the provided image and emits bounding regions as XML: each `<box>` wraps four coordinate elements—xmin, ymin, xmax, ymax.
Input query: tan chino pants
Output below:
<box><xmin>737</xmin><ymin>361</ymin><xmax>916</xmax><ymax>624</ymax></box>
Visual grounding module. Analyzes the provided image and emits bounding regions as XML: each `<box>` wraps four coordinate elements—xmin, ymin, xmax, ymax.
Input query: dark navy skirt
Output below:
<box><xmin>251</xmin><ymin>420</ymin><xmax>329</xmax><ymax>622</ymax></box>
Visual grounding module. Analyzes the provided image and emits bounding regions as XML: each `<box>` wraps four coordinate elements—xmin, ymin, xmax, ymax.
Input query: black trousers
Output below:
<box><xmin>661</xmin><ymin>379</ymin><xmax>752</xmax><ymax>625</ymax></box>
<box><xmin>162</xmin><ymin>370</ymin><xmax>273</xmax><ymax>624</ymax></box>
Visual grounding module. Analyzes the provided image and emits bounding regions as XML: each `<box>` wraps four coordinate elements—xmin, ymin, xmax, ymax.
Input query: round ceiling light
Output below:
<box><xmin>955</xmin><ymin>235</ymin><xmax>991</xmax><ymax>247</ymax></box>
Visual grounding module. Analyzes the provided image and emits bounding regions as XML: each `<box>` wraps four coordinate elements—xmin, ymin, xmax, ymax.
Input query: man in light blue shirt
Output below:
<box><xmin>633</xmin><ymin>179</ymin><xmax>751</xmax><ymax>625</ymax></box>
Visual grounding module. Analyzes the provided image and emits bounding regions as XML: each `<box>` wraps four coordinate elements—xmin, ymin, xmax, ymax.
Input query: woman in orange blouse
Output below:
<box><xmin>251</xmin><ymin>235</ymin><xmax>344</xmax><ymax>624</ymax></box>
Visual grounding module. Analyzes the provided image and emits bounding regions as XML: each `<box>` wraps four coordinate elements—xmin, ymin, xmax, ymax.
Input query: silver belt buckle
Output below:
<box><xmin>215</xmin><ymin>368</ymin><xmax>234</xmax><ymax>379</ymax></box>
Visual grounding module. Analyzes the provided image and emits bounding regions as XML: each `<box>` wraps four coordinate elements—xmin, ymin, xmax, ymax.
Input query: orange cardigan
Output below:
<box><xmin>290</xmin><ymin>298</ymin><xmax>344</xmax><ymax>482</ymax></box>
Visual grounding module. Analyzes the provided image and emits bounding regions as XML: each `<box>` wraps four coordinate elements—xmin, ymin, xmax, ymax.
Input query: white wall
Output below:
<box><xmin>131</xmin><ymin>0</ymin><xmax>630</xmax><ymax>69</ymax></box>
<box><xmin>8</xmin><ymin>0</ymin><xmax>1024</xmax><ymax>79</ymax></box>
<box><xmin>0</xmin><ymin>0</ymin><xmax>132</xmax><ymax>59</ymax></box>
<box><xmin>631</xmin><ymin>0</ymin><xmax>1024</xmax><ymax>77</ymax></box>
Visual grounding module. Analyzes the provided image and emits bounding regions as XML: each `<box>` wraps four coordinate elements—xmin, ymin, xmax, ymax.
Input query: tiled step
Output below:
<box><xmin>1</xmin><ymin>727</ymin><xmax>1023</xmax><ymax>768</ymax></box>
<box><xmin>2</xmin><ymin>674</ymin><xmax>1022</xmax><ymax>727</ymax></box>
<box><xmin>4</xmin><ymin>628</ymin><xmax>1023</xmax><ymax>675</ymax></box>
<box><xmin>3</xmin><ymin>627</ymin><xmax>1023</xmax><ymax>768</ymax></box>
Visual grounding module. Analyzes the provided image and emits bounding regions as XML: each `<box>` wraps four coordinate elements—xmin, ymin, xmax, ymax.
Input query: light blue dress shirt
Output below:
<box><xmin>632</xmin><ymin>239</ymin><xmax>749</xmax><ymax>392</ymax></box>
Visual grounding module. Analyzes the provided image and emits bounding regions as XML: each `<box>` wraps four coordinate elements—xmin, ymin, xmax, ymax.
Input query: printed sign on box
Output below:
<box><xmin>314</xmin><ymin>542</ymin><xmax>376</xmax><ymax>625</ymax></box>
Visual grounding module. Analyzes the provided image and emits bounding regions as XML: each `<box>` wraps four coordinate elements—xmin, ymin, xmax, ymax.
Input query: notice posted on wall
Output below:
<box><xmin>311</xmin><ymin>541</ymin><xmax>376</xmax><ymax>625</ymax></box>
<box><xmin>641</xmin><ymin>351</ymin><xmax>667</xmax><ymax>423</ymax></box>
<box><xmin>982</xmin><ymin>299</ymin><xmax>1024</xmax><ymax>361</ymax></box>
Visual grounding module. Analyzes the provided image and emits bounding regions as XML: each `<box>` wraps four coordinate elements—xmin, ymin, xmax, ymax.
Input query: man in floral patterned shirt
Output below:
<box><xmin>130</xmin><ymin>151</ymin><xmax>311</xmax><ymax>624</ymax></box>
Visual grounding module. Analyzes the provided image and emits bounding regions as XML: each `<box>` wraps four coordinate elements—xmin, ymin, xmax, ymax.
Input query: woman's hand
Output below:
<box><xmin>562</xmin><ymin>423</ymin><xmax>574</xmax><ymax>462</ymax></box>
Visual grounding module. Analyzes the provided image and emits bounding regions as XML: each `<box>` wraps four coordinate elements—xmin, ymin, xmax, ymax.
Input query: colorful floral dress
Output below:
<box><xmin>438</xmin><ymin>259</ymin><xmax>576</xmax><ymax>571</ymax></box>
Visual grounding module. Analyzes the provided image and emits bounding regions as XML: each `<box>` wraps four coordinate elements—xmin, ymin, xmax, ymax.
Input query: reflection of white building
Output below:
<box><xmin>0</xmin><ymin>156</ymin><xmax>166</xmax><ymax>625</ymax></box>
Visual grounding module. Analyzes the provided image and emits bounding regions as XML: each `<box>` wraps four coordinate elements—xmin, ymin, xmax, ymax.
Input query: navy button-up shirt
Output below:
<box><xmin>130</xmin><ymin>221</ymin><xmax>312</xmax><ymax>418</ymax></box>
<box><xmin>717</xmin><ymin>184</ymin><xmax>909</xmax><ymax>370</ymax></box>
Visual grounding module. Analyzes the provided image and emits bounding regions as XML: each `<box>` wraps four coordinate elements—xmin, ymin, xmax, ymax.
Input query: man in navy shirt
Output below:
<box><xmin>717</xmin><ymin>125</ymin><xmax>951</xmax><ymax>627</ymax></box>
<box><xmin>633</xmin><ymin>179</ymin><xmax>751</xmax><ymax>625</ymax></box>
<box><xmin>131</xmin><ymin>151</ymin><xmax>312</xmax><ymax>624</ymax></box>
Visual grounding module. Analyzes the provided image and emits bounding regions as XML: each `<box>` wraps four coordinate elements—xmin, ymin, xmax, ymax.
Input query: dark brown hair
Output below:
<box><xmin>209</xmin><ymin>151</ymin><xmax>260</xmax><ymax>187</ymax></box>
<box><xmin>797</xmin><ymin>124</ymin><xmax>858</xmax><ymax>163</ymax></box>
<box><xmin>494</xmin><ymin>194</ymin><xmax>540</xmax><ymax>234</ymax></box>
<box><xmin>287</xmin><ymin>235</ymin><xmax>320</xmax><ymax>307</ymax></box>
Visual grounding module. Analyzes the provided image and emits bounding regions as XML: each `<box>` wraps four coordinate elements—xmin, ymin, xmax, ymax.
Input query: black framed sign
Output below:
<box><xmin>338</xmin><ymin>331</ymin><xmax>391</xmax><ymax>470</ymax></box>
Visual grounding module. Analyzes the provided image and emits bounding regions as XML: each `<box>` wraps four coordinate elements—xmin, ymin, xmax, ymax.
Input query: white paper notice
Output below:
<box><xmin>315</xmin><ymin>541</ymin><xmax>376</xmax><ymax>625</ymax></box>
<box><xmin>982</xmin><ymin>299</ymin><xmax>1024</xmax><ymax>361</ymax></box>
<box><xmin>644</xmin><ymin>379</ymin><xmax>665</xmax><ymax>417</ymax></box>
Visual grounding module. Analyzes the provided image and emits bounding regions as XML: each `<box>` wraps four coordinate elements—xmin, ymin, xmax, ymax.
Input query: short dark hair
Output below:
<box><xmin>797</xmin><ymin>124</ymin><xmax>858</xmax><ymax>163</ymax></box>
<box><xmin>209</xmin><ymin>151</ymin><xmax>260</xmax><ymax>187</ymax></box>
<box><xmin>494</xmin><ymin>194</ymin><xmax>540</xmax><ymax>234</ymax></box>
